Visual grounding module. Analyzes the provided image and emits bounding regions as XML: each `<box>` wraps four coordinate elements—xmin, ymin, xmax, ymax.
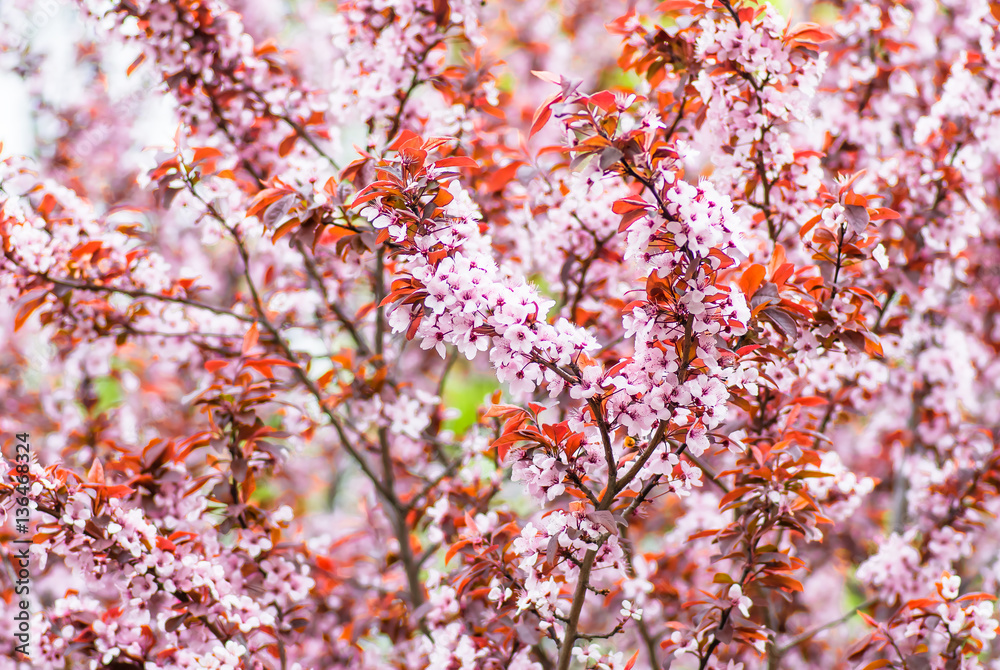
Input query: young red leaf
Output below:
<box><xmin>869</xmin><ymin>207</ymin><xmax>901</xmax><ymax>221</ymax></box>
<box><xmin>434</xmin><ymin>156</ymin><xmax>479</xmax><ymax>169</ymax></box>
<box><xmin>530</xmin><ymin>70</ymin><xmax>562</xmax><ymax>84</ymax></box>
<box><xmin>205</xmin><ymin>360</ymin><xmax>229</xmax><ymax>373</ymax></box>
<box><xmin>242</xmin><ymin>323</ymin><xmax>259</xmax><ymax>356</ymax></box>
<box><xmin>88</xmin><ymin>458</ymin><xmax>105</xmax><ymax>485</ymax></box>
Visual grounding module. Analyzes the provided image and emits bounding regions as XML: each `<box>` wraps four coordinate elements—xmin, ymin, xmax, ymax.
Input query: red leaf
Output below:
<box><xmin>844</xmin><ymin>192</ymin><xmax>867</xmax><ymax>207</ymax></box>
<box><xmin>355</xmin><ymin>301</ymin><xmax>376</xmax><ymax>321</ymax></box>
<box><xmin>772</xmin><ymin>262</ymin><xmax>795</xmax><ymax>287</ymax></box>
<box><xmin>102</xmin><ymin>485</ymin><xmax>135</xmax><ymax>498</ymax></box>
<box><xmin>530</xmin><ymin>70</ymin><xmax>561</xmax><ymax>85</ymax></box>
<box><xmin>957</xmin><ymin>593</ymin><xmax>996</xmax><ymax>604</ymax></box>
<box><xmin>272</xmin><ymin>218</ymin><xmax>301</xmax><ymax>242</ymax></box>
<box><xmin>278</xmin><ymin>133</ymin><xmax>298</xmax><ymax>158</ymax></box>
<box><xmin>484</xmin><ymin>404</ymin><xmax>527</xmax><ymax>419</ymax></box>
<box><xmin>869</xmin><ymin>207</ymin><xmax>901</xmax><ymax>221</ymax></box>
<box><xmin>840</xmin><ymin>329</ymin><xmax>866</xmax><ymax>353</ymax></box>
<box><xmin>587</xmin><ymin>90</ymin><xmax>617</xmax><ymax>111</ymax></box>
<box><xmin>432</xmin><ymin>0</ymin><xmax>450</xmax><ymax>26</ymax></box>
<box><xmin>847</xmin><ymin>286</ymin><xmax>879</xmax><ymax>303</ymax></box>
<box><xmin>192</xmin><ymin>147</ymin><xmax>224</xmax><ymax>164</ymax></box>
<box><xmin>484</xmin><ymin>162</ymin><xmax>523</xmax><ymax>193</ymax></box>
<box><xmin>738</xmin><ymin>264</ymin><xmax>767</xmax><ymax>298</ymax></box>
<box><xmin>530</xmin><ymin>93</ymin><xmax>561</xmax><ymax>138</ymax></box>
<box><xmin>405</xmin><ymin>315</ymin><xmax>422</xmax><ymax>340</ymax></box>
<box><xmin>247</xmin><ymin>188</ymin><xmax>293</xmax><ymax>218</ymax></box>
<box><xmin>863</xmin><ymin>332</ymin><xmax>884</xmax><ymax>358</ymax></box>
<box><xmin>445</xmin><ymin>539</ymin><xmax>471</xmax><ymax>565</ymax></box>
<box><xmin>245</xmin><ymin>361</ymin><xmax>274</xmax><ymax>378</ymax></box>
<box><xmin>791</xmin><ymin>396</ymin><xmax>827</xmax><ymax>407</ymax></box>
<box><xmin>612</xmin><ymin>197</ymin><xmax>649</xmax><ymax>214</ymax></box>
<box><xmin>657</xmin><ymin>0</ymin><xmax>700</xmax><ymax>11</ymax></box>
<box><xmin>388</xmin><ymin>130</ymin><xmax>421</xmax><ymax>151</ymax></box>
<box><xmin>788</xmin><ymin>28</ymin><xmax>834</xmax><ymax>44</ymax></box>
<box><xmin>243</xmin><ymin>323</ymin><xmax>259</xmax><ymax>356</ymax></box>
<box><xmin>351</xmin><ymin>189</ymin><xmax>381</xmax><ymax>208</ymax></box>
<box><xmin>317</xmin><ymin>369</ymin><xmax>336</xmax><ymax>388</ymax></box>
<box><xmin>252</xmin><ymin>358</ymin><xmax>298</xmax><ymax>367</ymax></box>
<box><xmin>857</xmin><ymin>611</ymin><xmax>879</xmax><ymax>627</ymax></box>
<box><xmin>793</xmin><ymin>150</ymin><xmax>825</xmax><ymax>161</ymax></box>
<box><xmin>799</xmin><ymin>214</ymin><xmax>822</xmax><ymax>239</ymax></box>
<box><xmin>838</xmin><ymin>169</ymin><xmax>867</xmax><ymax>196</ymax></box>
<box><xmin>618</xmin><ymin>207</ymin><xmax>648</xmax><ymax>232</ymax></box>
<box><xmin>14</xmin><ymin>293</ymin><xmax>47</xmax><ymax>332</ymax></box>
<box><xmin>719</xmin><ymin>485</ymin><xmax>754</xmax><ymax>510</ymax></box>
<box><xmin>127</xmin><ymin>52</ymin><xmax>146</xmax><ymax>76</ymax></box>
<box><xmin>434</xmin><ymin>156</ymin><xmax>479</xmax><ymax>169</ymax></box>
<box><xmin>71</xmin><ymin>240</ymin><xmax>103</xmax><ymax>259</ymax></box>
<box><xmin>88</xmin><ymin>458</ymin><xmax>105</xmax><ymax>485</ymax></box>
<box><xmin>906</xmin><ymin>598</ymin><xmax>939</xmax><ymax>610</ymax></box>
<box><xmin>205</xmin><ymin>360</ymin><xmax>228</xmax><ymax>373</ymax></box>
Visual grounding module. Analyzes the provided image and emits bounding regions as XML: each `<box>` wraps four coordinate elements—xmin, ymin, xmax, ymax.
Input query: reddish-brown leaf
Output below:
<box><xmin>205</xmin><ymin>360</ymin><xmax>228</xmax><ymax>373</ymax></box>
<box><xmin>791</xmin><ymin>396</ymin><xmax>827</xmax><ymax>407</ymax></box>
<box><xmin>127</xmin><ymin>52</ymin><xmax>146</xmax><ymax>76</ymax></box>
<box><xmin>530</xmin><ymin>94</ymin><xmax>558</xmax><ymax>138</ymax></box>
<box><xmin>247</xmin><ymin>188</ymin><xmax>293</xmax><ymax>218</ymax></box>
<box><xmin>242</xmin><ymin>323</ymin><xmax>259</xmax><ymax>356</ymax></box>
<box><xmin>434</xmin><ymin>156</ymin><xmax>479</xmax><ymax>169</ymax></box>
<box><xmin>869</xmin><ymin>207</ymin><xmax>901</xmax><ymax>221</ymax></box>
<box><xmin>278</xmin><ymin>133</ymin><xmax>298</xmax><ymax>158</ymax></box>
<box><xmin>88</xmin><ymin>458</ymin><xmax>105</xmax><ymax>485</ymax></box>
<box><xmin>738</xmin><ymin>264</ymin><xmax>767</xmax><ymax>298</ymax></box>
<box><xmin>484</xmin><ymin>162</ymin><xmax>523</xmax><ymax>193</ymax></box>
<box><xmin>445</xmin><ymin>539</ymin><xmax>471</xmax><ymax>565</ymax></box>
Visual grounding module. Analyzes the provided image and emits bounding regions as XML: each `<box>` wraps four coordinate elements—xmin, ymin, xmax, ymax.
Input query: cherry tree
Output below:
<box><xmin>2</xmin><ymin>0</ymin><xmax>1000</xmax><ymax>668</ymax></box>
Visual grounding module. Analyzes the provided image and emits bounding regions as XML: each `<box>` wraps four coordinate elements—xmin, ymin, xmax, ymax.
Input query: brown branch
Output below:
<box><xmin>293</xmin><ymin>239</ymin><xmax>372</xmax><ymax>356</ymax></box>
<box><xmin>567</xmin><ymin>469</ymin><xmax>601</xmax><ymax>508</ymax></box>
<box><xmin>717</xmin><ymin>0</ymin><xmax>742</xmax><ymax>26</ymax></box>
<box><xmin>686</xmin><ymin>452</ymin><xmax>730</xmax><ymax>494</ymax></box>
<box><xmin>614</xmin><ymin>422</ymin><xmax>668</xmax><ymax>496</ymax></box>
<box><xmin>775</xmin><ymin>598</ymin><xmax>876</xmax><ymax>655</ymax></box>
<box><xmin>698</xmin><ymin>565</ymin><xmax>753</xmax><ymax>670</ymax></box>
<box><xmin>34</xmin><ymin>272</ymin><xmax>258</xmax><ymax>323</ymax></box>
<box><xmin>180</xmin><ymin>175</ymin><xmax>397</xmax><ymax>506</ymax></box>
<box><xmin>555</xmin><ymin>546</ymin><xmax>600</xmax><ymax>670</ymax></box>
<box><xmin>620</xmin><ymin>528</ymin><xmax>663</xmax><ymax>670</ymax></box>
<box><xmin>279</xmin><ymin>114</ymin><xmax>340</xmax><ymax>171</ymax></box>
<box><xmin>588</xmin><ymin>398</ymin><xmax>618</xmax><ymax>495</ymax></box>
<box><xmin>383</xmin><ymin>40</ymin><xmax>445</xmax><ymax>144</ymax></box>
<box><xmin>372</xmin><ymin>245</ymin><xmax>425</xmax><ymax>608</ymax></box>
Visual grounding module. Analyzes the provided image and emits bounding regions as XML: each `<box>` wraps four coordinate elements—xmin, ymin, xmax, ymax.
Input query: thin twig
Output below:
<box><xmin>775</xmin><ymin>598</ymin><xmax>876</xmax><ymax>655</ymax></box>
<box><xmin>686</xmin><ymin>452</ymin><xmax>730</xmax><ymax>494</ymax></box>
